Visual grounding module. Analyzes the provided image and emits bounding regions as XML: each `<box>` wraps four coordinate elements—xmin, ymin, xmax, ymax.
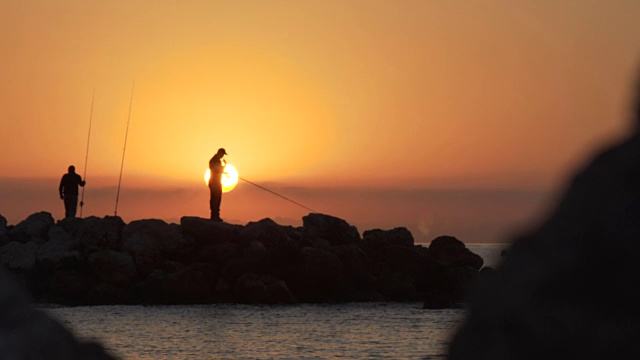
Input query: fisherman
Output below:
<box><xmin>59</xmin><ymin>165</ymin><xmax>86</xmax><ymax>219</ymax></box>
<box><xmin>209</xmin><ymin>148</ymin><xmax>227</xmax><ymax>221</ymax></box>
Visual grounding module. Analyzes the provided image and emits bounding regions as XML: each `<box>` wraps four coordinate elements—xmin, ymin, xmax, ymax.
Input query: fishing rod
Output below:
<box><xmin>79</xmin><ymin>90</ymin><xmax>95</xmax><ymax>218</ymax></box>
<box><xmin>238</xmin><ymin>176</ymin><xmax>317</xmax><ymax>213</ymax></box>
<box><xmin>115</xmin><ymin>82</ymin><xmax>135</xmax><ymax>216</ymax></box>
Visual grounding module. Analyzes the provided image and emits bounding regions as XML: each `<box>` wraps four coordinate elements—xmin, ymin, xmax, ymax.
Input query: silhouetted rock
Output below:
<box><xmin>36</xmin><ymin>226</ymin><xmax>81</xmax><ymax>270</ymax></box>
<box><xmin>45</xmin><ymin>271</ymin><xmax>94</xmax><ymax>305</ymax></box>
<box><xmin>448</xmin><ymin>131</ymin><xmax>640</xmax><ymax>357</ymax></box>
<box><xmin>0</xmin><ymin>271</ymin><xmax>116</xmax><ymax>359</ymax></box>
<box><xmin>134</xmin><ymin>266</ymin><xmax>213</xmax><ymax>304</ymax></box>
<box><xmin>429</xmin><ymin>235</ymin><xmax>484</xmax><ymax>270</ymax></box>
<box><xmin>196</xmin><ymin>240</ymin><xmax>240</xmax><ymax>264</ymax></box>
<box><xmin>363</xmin><ymin>227</ymin><xmax>414</xmax><ymax>247</ymax></box>
<box><xmin>302</xmin><ymin>213</ymin><xmax>360</xmax><ymax>246</ymax></box>
<box><xmin>1</xmin><ymin>212</ymin><xmax>483</xmax><ymax>306</ymax></box>
<box><xmin>234</xmin><ymin>273</ymin><xmax>295</xmax><ymax>304</ymax></box>
<box><xmin>0</xmin><ymin>214</ymin><xmax>8</xmax><ymax>248</ymax></box>
<box><xmin>181</xmin><ymin>216</ymin><xmax>242</xmax><ymax>244</ymax></box>
<box><xmin>289</xmin><ymin>246</ymin><xmax>343</xmax><ymax>302</ymax></box>
<box><xmin>77</xmin><ymin>216</ymin><xmax>125</xmax><ymax>251</ymax></box>
<box><xmin>10</xmin><ymin>212</ymin><xmax>54</xmax><ymax>243</ymax></box>
<box><xmin>88</xmin><ymin>250</ymin><xmax>137</xmax><ymax>287</ymax></box>
<box><xmin>240</xmin><ymin>218</ymin><xmax>301</xmax><ymax>261</ymax></box>
<box><xmin>57</xmin><ymin>216</ymin><xmax>86</xmax><ymax>238</ymax></box>
<box><xmin>0</xmin><ymin>214</ymin><xmax>7</xmax><ymax>236</ymax></box>
<box><xmin>121</xmin><ymin>219</ymin><xmax>192</xmax><ymax>276</ymax></box>
<box><xmin>0</xmin><ymin>241</ymin><xmax>39</xmax><ymax>273</ymax></box>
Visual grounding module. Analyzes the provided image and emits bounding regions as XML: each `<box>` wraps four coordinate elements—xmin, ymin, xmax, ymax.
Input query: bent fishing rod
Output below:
<box><xmin>115</xmin><ymin>82</ymin><xmax>135</xmax><ymax>216</ymax></box>
<box><xmin>79</xmin><ymin>90</ymin><xmax>95</xmax><ymax>217</ymax></box>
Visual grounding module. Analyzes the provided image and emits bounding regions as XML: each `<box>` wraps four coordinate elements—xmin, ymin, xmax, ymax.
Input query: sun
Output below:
<box><xmin>204</xmin><ymin>164</ymin><xmax>239</xmax><ymax>192</ymax></box>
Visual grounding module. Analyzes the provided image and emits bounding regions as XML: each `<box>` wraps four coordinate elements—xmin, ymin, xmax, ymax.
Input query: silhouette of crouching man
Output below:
<box><xmin>59</xmin><ymin>165</ymin><xmax>86</xmax><ymax>219</ymax></box>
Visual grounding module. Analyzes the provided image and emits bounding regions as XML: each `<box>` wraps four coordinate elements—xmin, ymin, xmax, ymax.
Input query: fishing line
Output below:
<box><xmin>79</xmin><ymin>89</ymin><xmax>94</xmax><ymax>217</ymax></box>
<box><xmin>115</xmin><ymin>82</ymin><xmax>135</xmax><ymax>216</ymax></box>
<box><xmin>239</xmin><ymin>176</ymin><xmax>317</xmax><ymax>213</ymax></box>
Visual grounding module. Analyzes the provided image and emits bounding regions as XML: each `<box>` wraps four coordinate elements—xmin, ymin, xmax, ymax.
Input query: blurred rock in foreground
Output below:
<box><xmin>449</xmin><ymin>129</ymin><xmax>640</xmax><ymax>358</ymax></box>
<box><xmin>0</xmin><ymin>270</ymin><xmax>117</xmax><ymax>359</ymax></box>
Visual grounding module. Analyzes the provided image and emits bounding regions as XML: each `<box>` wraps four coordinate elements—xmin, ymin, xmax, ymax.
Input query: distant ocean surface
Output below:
<box><xmin>43</xmin><ymin>244</ymin><xmax>506</xmax><ymax>359</ymax></box>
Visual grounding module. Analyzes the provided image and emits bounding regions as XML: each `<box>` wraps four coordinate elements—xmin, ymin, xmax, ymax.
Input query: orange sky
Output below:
<box><xmin>1</xmin><ymin>1</ymin><xmax>640</xmax><ymax>242</ymax></box>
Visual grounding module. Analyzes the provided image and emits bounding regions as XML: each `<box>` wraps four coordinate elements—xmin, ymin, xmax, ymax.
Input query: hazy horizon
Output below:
<box><xmin>2</xmin><ymin>1</ymin><xmax>640</xmax><ymax>244</ymax></box>
<box><xmin>0</xmin><ymin>175</ymin><xmax>559</xmax><ymax>244</ymax></box>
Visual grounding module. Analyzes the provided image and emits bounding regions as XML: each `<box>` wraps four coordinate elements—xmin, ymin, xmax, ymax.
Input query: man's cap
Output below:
<box><xmin>218</xmin><ymin>148</ymin><xmax>227</xmax><ymax>155</ymax></box>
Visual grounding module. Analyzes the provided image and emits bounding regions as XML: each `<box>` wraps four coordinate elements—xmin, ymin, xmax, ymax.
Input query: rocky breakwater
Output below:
<box><xmin>0</xmin><ymin>212</ymin><xmax>484</xmax><ymax>308</ymax></box>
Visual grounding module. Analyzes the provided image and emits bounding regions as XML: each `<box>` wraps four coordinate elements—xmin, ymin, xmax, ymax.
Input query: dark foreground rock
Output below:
<box><xmin>449</xmin><ymin>130</ymin><xmax>640</xmax><ymax>358</ymax></box>
<box><xmin>0</xmin><ymin>270</ymin><xmax>117</xmax><ymax>359</ymax></box>
<box><xmin>0</xmin><ymin>212</ymin><xmax>483</xmax><ymax>307</ymax></box>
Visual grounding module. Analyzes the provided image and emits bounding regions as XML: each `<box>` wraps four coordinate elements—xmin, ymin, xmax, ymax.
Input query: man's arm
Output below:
<box><xmin>59</xmin><ymin>176</ymin><xmax>65</xmax><ymax>199</ymax></box>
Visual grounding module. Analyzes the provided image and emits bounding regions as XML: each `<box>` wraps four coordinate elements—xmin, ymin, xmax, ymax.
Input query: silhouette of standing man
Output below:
<box><xmin>209</xmin><ymin>148</ymin><xmax>227</xmax><ymax>221</ymax></box>
<box><xmin>59</xmin><ymin>165</ymin><xmax>86</xmax><ymax>219</ymax></box>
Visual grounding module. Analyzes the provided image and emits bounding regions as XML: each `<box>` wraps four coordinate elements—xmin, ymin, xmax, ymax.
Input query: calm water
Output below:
<box><xmin>43</xmin><ymin>245</ymin><xmax>504</xmax><ymax>359</ymax></box>
<box><xmin>46</xmin><ymin>303</ymin><xmax>463</xmax><ymax>359</ymax></box>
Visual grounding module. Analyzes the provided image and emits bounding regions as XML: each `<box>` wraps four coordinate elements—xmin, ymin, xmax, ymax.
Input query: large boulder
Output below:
<box><xmin>375</xmin><ymin>263</ymin><xmax>419</xmax><ymax>301</ymax></box>
<box><xmin>219</xmin><ymin>244</ymin><xmax>270</xmax><ymax>285</ymax></box>
<box><xmin>234</xmin><ymin>273</ymin><xmax>295</xmax><ymax>304</ymax></box>
<box><xmin>10</xmin><ymin>212</ymin><xmax>54</xmax><ymax>242</ymax></box>
<box><xmin>423</xmin><ymin>265</ymin><xmax>478</xmax><ymax>309</ymax></box>
<box><xmin>57</xmin><ymin>217</ymin><xmax>86</xmax><ymax>238</ymax></box>
<box><xmin>0</xmin><ymin>214</ymin><xmax>8</xmax><ymax>248</ymax></box>
<box><xmin>240</xmin><ymin>218</ymin><xmax>301</xmax><ymax>261</ymax></box>
<box><xmin>77</xmin><ymin>216</ymin><xmax>125</xmax><ymax>251</ymax></box>
<box><xmin>0</xmin><ymin>214</ymin><xmax>7</xmax><ymax>237</ymax></box>
<box><xmin>0</xmin><ymin>241</ymin><xmax>39</xmax><ymax>273</ymax></box>
<box><xmin>429</xmin><ymin>236</ymin><xmax>483</xmax><ymax>270</ymax></box>
<box><xmin>121</xmin><ymin>219</ymin><xmax>193</xmax><ymax>276</ymax></box>
<box><xmin>279</xmin><ymin>246</ymin><xmax>343</xmax><ymax>302</ymax></box>
<box><xmin>196</xmin><ymin>241</ymin><xmax>240</xmax><ymax>264</ymax></box>
<box><xmin>43</xmin><ymin>271</ymin><xmax>94</xmax><ymax>305</ymax></box>
<box><xmin>133</xmin><ymin>266</ymin><xmax>214</xmax><ymax>304</ymax></box>
<box><xmin>180</xmin><ymin>216</ymin><xmax>242</xmax><ymax>244</ymax></box>
<box><xmin>84</xmin><ymin>283</ymin><xmax>130</xmax><ymax>305</ymax></box>
<box><xmin>448</xmin><ymin>128</ymin><xmax>640</xmax><ymax>358</ymax></box>
<box><xmin>330</xmin><ymin>244</ymin><xmax>378</xmax><ymax>300</ymax></box>
<box><xmin>363</xmin><ymin>227</ymin><xmax>414</xmax><ymax>247</ymax></box>
<box><xmin>87</xmin><ymin>250</ymin><xmax>138</xmax><ymax>287</ymax></box>
<box><xmin>302</xmin><ymin>213</ymin><xmax>360</xmax><ymax>246</ymax></box>
<box><xmin>375</xmin><ymin>245</ymin><xmax>430</xmax><ymax>280</ymax></box>
<box><xmin>36</xmin><ymin>226</ymin><xmax>81</xmax><ymax>270</ymax></box>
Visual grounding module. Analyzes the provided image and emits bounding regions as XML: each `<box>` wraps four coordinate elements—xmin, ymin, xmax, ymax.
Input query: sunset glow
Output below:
<box><xmin>1</xmin><ymin>1</ymin><xmax>639</xmax><ymax>242</ymax></box>
<box><xmin>204</xmin><ymin>164</ymin><xmax>239</xmax><ymax>193</ymax></box>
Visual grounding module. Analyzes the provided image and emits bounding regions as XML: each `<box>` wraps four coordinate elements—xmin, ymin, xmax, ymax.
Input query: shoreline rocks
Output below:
<box><xmin>1</xmin><ymin>212</ymin><xmax>484</xmax><ymax>308</ymax></box>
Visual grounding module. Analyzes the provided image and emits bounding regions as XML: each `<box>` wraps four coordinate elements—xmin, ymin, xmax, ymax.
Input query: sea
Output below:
<box><xmin>43</xmin><ymin>244</ymin><xmax>506</xmax><ymax>360</ymax></box>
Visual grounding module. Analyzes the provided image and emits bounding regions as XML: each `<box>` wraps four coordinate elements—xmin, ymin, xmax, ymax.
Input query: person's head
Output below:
<box><xmin>68</xmin><ymin>165</ymin><xmax>76</xmax><ymax>174</ymax></box>
<box><xmin>217</xmin><ymin>148</ymin><xmax>227</xmax><ymax>157</ymax></box>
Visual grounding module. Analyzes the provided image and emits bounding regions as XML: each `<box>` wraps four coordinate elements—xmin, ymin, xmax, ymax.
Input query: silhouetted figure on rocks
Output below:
<box><xmin>209</xmin><ymin>148</ymin><xmax>227</xmax><ymax>221</ymax></box>
<box><xmin>448</xmin><ymin>76</ymin><xmax>640</xmax><ymax>359</ymax></box>
<box><xmin>59</xmin><ymin>165</ymin><xmax>85</xmax><ymax>219</ymax></box>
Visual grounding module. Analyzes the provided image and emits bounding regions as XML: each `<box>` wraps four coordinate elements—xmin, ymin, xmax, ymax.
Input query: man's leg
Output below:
<box><xmin>65</xmin><ymin>195</ymin><xmax>78</xmax><ymax>218</ymax></box>
<box><xmin>64</xmin><ymin>197</ymin><xmax>72</xmax><ymax>218</ymax></box>
<box><xmin>209</xmin><ymin>185</ymin><xmax>222</xmax><ymax>220</ymax></box>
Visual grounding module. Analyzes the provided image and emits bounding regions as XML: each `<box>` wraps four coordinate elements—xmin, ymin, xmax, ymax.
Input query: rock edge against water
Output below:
<box><xmin>0</xmin><ymin>212</ymin><xmax>484</xmax><ymax>308</ymax></box>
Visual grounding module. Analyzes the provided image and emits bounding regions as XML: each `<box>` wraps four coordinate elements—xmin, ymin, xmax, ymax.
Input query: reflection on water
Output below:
<box><xmin>45</xmin><ymin>303</ymin><xmax>464</xmax><ymax>359</ymax></box>
<box><xmin>43</xmin><ymin>246</ymin><xmax>506</xmax><ymax>359</ymax></box>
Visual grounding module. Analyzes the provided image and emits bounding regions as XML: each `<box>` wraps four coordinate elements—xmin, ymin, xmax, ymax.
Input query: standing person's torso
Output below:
<box><xmin>209</xmin><ymin>157</ymin><xmax>224</xmax><ymax>183</ymax></box>
<box><xmin>61</xmin><ymin>173</ymin><xmax>81</xmax><ymax>195</ymax></box>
